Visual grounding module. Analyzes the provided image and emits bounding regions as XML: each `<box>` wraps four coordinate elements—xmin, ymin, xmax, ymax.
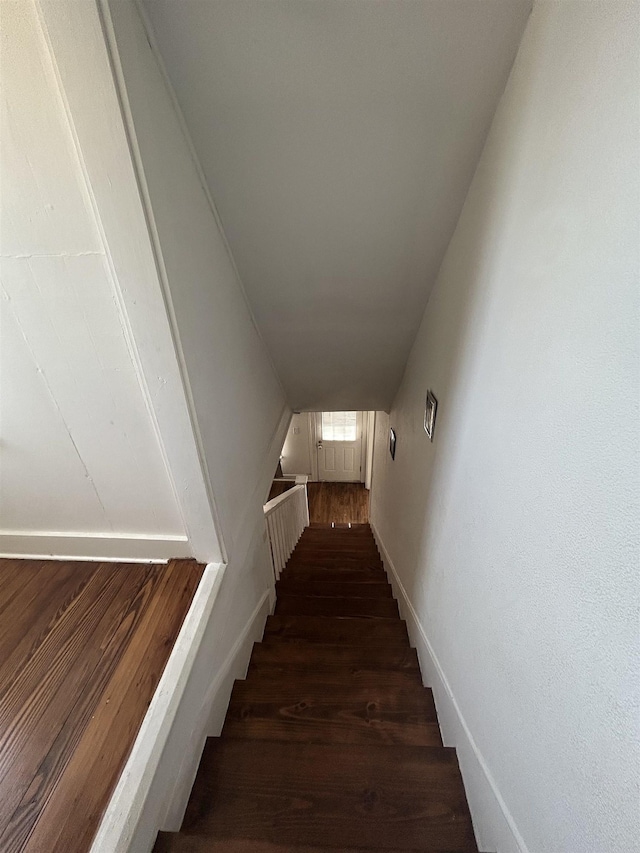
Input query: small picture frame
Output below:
<box><xmin>424</xmin><ymin>391</ymin><xmax>438</xmax><ymax>441</ymax></box>
<box><xmin>389</xmin><ymin>427</ymin><xmax>397</xmax><ymax>460</ymax></box>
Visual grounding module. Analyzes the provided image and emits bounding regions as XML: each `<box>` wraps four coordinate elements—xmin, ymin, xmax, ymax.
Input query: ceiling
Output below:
<box><xmin>142</xmin><ymin>0</ymin><xmax>531</xmax><ymax>412</ymax></box>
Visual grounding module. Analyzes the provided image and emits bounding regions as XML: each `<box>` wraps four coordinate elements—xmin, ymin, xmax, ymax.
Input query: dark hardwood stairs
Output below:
<box><xmin>154</xmin><ymin>523</ymin><xmax>482</xmax><ymax>853</ymax></box>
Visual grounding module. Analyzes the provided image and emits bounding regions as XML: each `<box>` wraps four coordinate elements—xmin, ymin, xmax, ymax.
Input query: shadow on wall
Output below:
<box><xmin>376</xmin><ymin>33</ymin><xmax>541</xmax><ymax>601</ymax></box>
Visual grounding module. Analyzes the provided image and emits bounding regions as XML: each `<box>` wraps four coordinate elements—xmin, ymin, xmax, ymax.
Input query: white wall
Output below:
<box><xmin>280</xmin><ymin>413</ymin><xmax>314</xmax><ymax>477</ymax></box>
<box><xmin>0</xmin><ymin>0</ymin><xmax>190</xmax><ymax>560</ymax></box>
<box><xmin>370</xmin><ymin>3</ymin><xmax>640</xmax><ymax>853</ymax></box>
<box><xmin>103</xmin><ymin>0</ymin><xmax>289</xmax><ymax>557</ymax></box>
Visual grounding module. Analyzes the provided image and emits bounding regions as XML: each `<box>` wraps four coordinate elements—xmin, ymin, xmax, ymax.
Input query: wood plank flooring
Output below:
<box><xmin>307</xmin><ymin>482</ymin><xmax>369</xmax><ymax>523</ymax></box>
<box><xmin>0</xmin><ymin>557</ymin><xmax>203</xmax><ymax>853</ymax></box>
<box><xmin>155</xmin><ymin>525</ymin><xmax>481</xmax><ymax>852</ymax></box>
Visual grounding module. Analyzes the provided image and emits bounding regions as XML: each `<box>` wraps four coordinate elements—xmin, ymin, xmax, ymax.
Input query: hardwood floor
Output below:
<box><xmin>155</xmin><ymin>525</ymin><xmax>481</xmax><ymax>852</ymax></box>
<box><xmin>307</xmin><ymin>481</ymin><xmax>369</xmax><ymax>523</ymax></box>
<box><xmin>0</xmin><ymin>557</ymin><xmax>203</xmax><ymax>853</ymax></box>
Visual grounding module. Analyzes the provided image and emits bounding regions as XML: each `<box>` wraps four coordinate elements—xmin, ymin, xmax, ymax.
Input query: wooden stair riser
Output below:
<box><xmin>292</xmin><ymin>547</ymin><xmax>380</xmax><ymax>559</ymax></box>
<box><xmin>280</xmin><ymin>566</ymin><xmax>386</xmax><ymax>581</ymax></box>
<box><xmin>286</xmin><ymin>551</ymin><xmax>382</xmax><ymax>562</ymax></box>
<box><xmin>230</xmin><ymin>678</ymin><xmax>436</xmax><ymax>715</ymax></box>
<box><xmin>244</xmin><ymin>665</ymin><xmax>424</xmax><ymax>687</ymax></box>
<box><xmin>264</xmin><ymin>615</ymin><xmax>410</xmax><ymax>645</ymax></box>
<box><xmin>276</xmin><ymin>579</ymin><xmax>393</xmax><ymax>598</ymax></box>
<box><xmin>275</xmin><ymin>595</ymin><xmax>399</xmax><ymax>619</ymax></box>
<box><xmin>247</xmin><ymin>642</ymin><xmax>420</xmax><ymax>672</ymax></box>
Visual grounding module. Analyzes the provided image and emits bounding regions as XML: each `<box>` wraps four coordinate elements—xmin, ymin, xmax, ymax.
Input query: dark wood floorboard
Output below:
<box><xmin>307</xmin><ymin>482</ymin><xmax>369</xmax><ymax>523</ymax></box>
<box><xmin>0</xmin><ymin>557</ymin><xmax>203</xmax><ymax>853</ymax></box>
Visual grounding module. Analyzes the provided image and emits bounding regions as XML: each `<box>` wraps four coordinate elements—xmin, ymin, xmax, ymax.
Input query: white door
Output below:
<box><xmin>316</xmin><ymin>411</ymin><xmax>363</xmax><ymax>482</ymax></box>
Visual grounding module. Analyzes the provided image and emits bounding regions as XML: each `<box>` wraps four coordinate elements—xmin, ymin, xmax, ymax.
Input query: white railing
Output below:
<box><xmin>264</xmin><ymin>479</ymin><xmax>309</xmax><ymax>579</ymax></box>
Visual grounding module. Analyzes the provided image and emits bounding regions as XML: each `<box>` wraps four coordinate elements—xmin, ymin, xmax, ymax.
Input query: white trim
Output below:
<box><xmin>309</xmin><ymin>412</ymin><xmax>320</xmax><ymax>482</ymax></box>
<box><xmin>97</xmin><ymin>0</ymin><xmax>227</xmax><ymax>564</ymax></box>
<box><xmin>364</xmin><ymin>411</ymin><xmax>376</xmax><ymax>490</ymax></box>
<box><xmin>370</xmin><ymin>519</ymin><xmax>530</xmax><ymax>853</ymax></box>
<box><xmin>202</xmin><ymin>586</ymin><xmax>272</xmax><ymax>737</ymax></box>
<box><xmin>161</xmin><ymin>586</ymin><xmax>273</xmax><ymax>830</ymax></box>
<box><xmin>90</xmin><ymin>562</ymin><xmax>225</xmax><ymax>853</ymax></box>
<box><xmin>31</xmin><ymin>0</ymin><xmax>192</xmax><ymax>560</ymax></box>
<box><xmin>359</xmin><ymin>410</ymin><xmax>369</xmax><ymax>484</ymax></box>
<box><xmin>35</xmin><ymin>0</ymin><xmax>222</xmax><ymax>564</ymax></box>
<box><xmin>233</xmin><ymin>403</ymin><xmax>291</xmax><ymax>540</ymax></box>
<box><xmin>0</xmin><ymin>531</ymin><xmax>190</xmax><ymax>562</ymax></box>
<box><xmin>91</xmin><ymin>577</ymin><xmax>271</xmax><ymax>853</ymax></box>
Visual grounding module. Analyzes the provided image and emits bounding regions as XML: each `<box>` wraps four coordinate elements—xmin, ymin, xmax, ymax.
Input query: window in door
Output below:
<box><xmin>321</xmin><ymin>411</ymin><xmax>357</xmax><ymax>442</ymax></box>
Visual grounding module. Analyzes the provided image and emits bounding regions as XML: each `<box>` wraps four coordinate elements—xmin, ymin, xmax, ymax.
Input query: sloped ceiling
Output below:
<box><xmin>142</xmin><ymin>0</ymin><xmax>531</xmax><ymax>411</ymax></box>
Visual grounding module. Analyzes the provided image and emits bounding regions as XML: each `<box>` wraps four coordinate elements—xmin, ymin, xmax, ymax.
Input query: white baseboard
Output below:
<box><xmin>0</xmin><ymin>531</ymin><xmax>192</xmax><ymax>562</ymax></box>
<box><xmin>90</xmin><ymin>562</ymin><xmax>225</xmax><ymax>853</ymax></box>
<box><xmin>161</xmin><ymin>586</ymin><xmax>272</xmax><ymax>832</ymax></box>
<box><xmin>370</xmin><ymin>520</ymin><xmax>529</xmax><ymax>853</ymax></box>
<box><xmin>90</xmin><ymin>565</ymin><xmax>271</xmax><ymax>853</ymax></box>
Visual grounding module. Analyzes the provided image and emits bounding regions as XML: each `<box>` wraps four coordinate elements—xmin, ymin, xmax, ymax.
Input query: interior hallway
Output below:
<box><xmin>307</xmin><ymin>482</ymin><xmax>369</xmax><ymax>525</ymax></box>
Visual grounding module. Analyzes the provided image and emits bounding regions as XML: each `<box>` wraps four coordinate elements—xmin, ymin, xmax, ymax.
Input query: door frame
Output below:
<box><xmin>311</xmin><ymin>412</ymin><xmax>369</xmax><ymax>483</ymax></box>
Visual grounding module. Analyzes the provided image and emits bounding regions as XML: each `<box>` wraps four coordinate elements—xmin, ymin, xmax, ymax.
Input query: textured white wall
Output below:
<box><xmin>280</xmin><ymin>414</ymin><xmax>314</xmax><ymax>477</ymax></box>
<box><xmin>104</xmin><ymin>0</ymin><xmax>289</xmax><ymax>557</ymax></box>
<box><xmin>370</xmin><ymin>3</ymin><xmax>640</xmax><ymax>852</ymax></box>
<box><xmin>0</xmin><ymin>1</ymin><xmax>186</xmax><ymax>547</ymax></box>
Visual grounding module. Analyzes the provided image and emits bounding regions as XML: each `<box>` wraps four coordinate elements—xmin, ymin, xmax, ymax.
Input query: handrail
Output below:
<box><xmin>263</xmin><ymin>483</ymin><xmax>309</xmax><ymax>578</ymax></box>
<box><xmin>263</xmin><ymin>483</ymin><xmax>304</xmax><ymax>515</ymax></box>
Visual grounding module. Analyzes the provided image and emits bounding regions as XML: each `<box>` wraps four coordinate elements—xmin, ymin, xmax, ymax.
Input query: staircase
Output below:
<box><xmin>154</xmin><ymin>523</ymin><xmax>481</xmax><ymax>853</ymax></box>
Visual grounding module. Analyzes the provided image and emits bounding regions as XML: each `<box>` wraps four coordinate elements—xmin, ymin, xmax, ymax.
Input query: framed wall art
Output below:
<box><xmin>389</xmin><ymin>427</ymin><xmax>397</xmax><ymax>460</ymax></box>
<box><xmin>424</xmin><ymin>390</ymin><xmax>438</xmax><ymax>441</ymax></box>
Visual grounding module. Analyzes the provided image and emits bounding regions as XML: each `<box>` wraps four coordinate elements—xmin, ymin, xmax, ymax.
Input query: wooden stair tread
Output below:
<box><xmin>264</xmin><ymin>614</ymin><xmax>409</xmax><ymax>644</ymax></box>
<box><xmin>223</xmin><ymin>679</ymin><xmax>440</xmax><ymax>746</ymax></box>
<box><xmin>181</xmin><ymin>738</ymin><xmax>478</xmax><ymax>851</ymax></box>
<box><xmin>160</xmin><ymin>522</ymin><xmax>480</xmax><ymax>853</ymax></box>
<box><xmin>248</xmin><ymin>641</ymin><xmax>420</xmax><ymax>671</ymax></box>
<box><xmin>275</xmin><ymin>594</ymin><xmax>399</xmax><ymax>618</ymax></box>
<box><xmin>276</xmin><ymin>579</ymin><xmax>392</xmax><ymax>597</ymax></box>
